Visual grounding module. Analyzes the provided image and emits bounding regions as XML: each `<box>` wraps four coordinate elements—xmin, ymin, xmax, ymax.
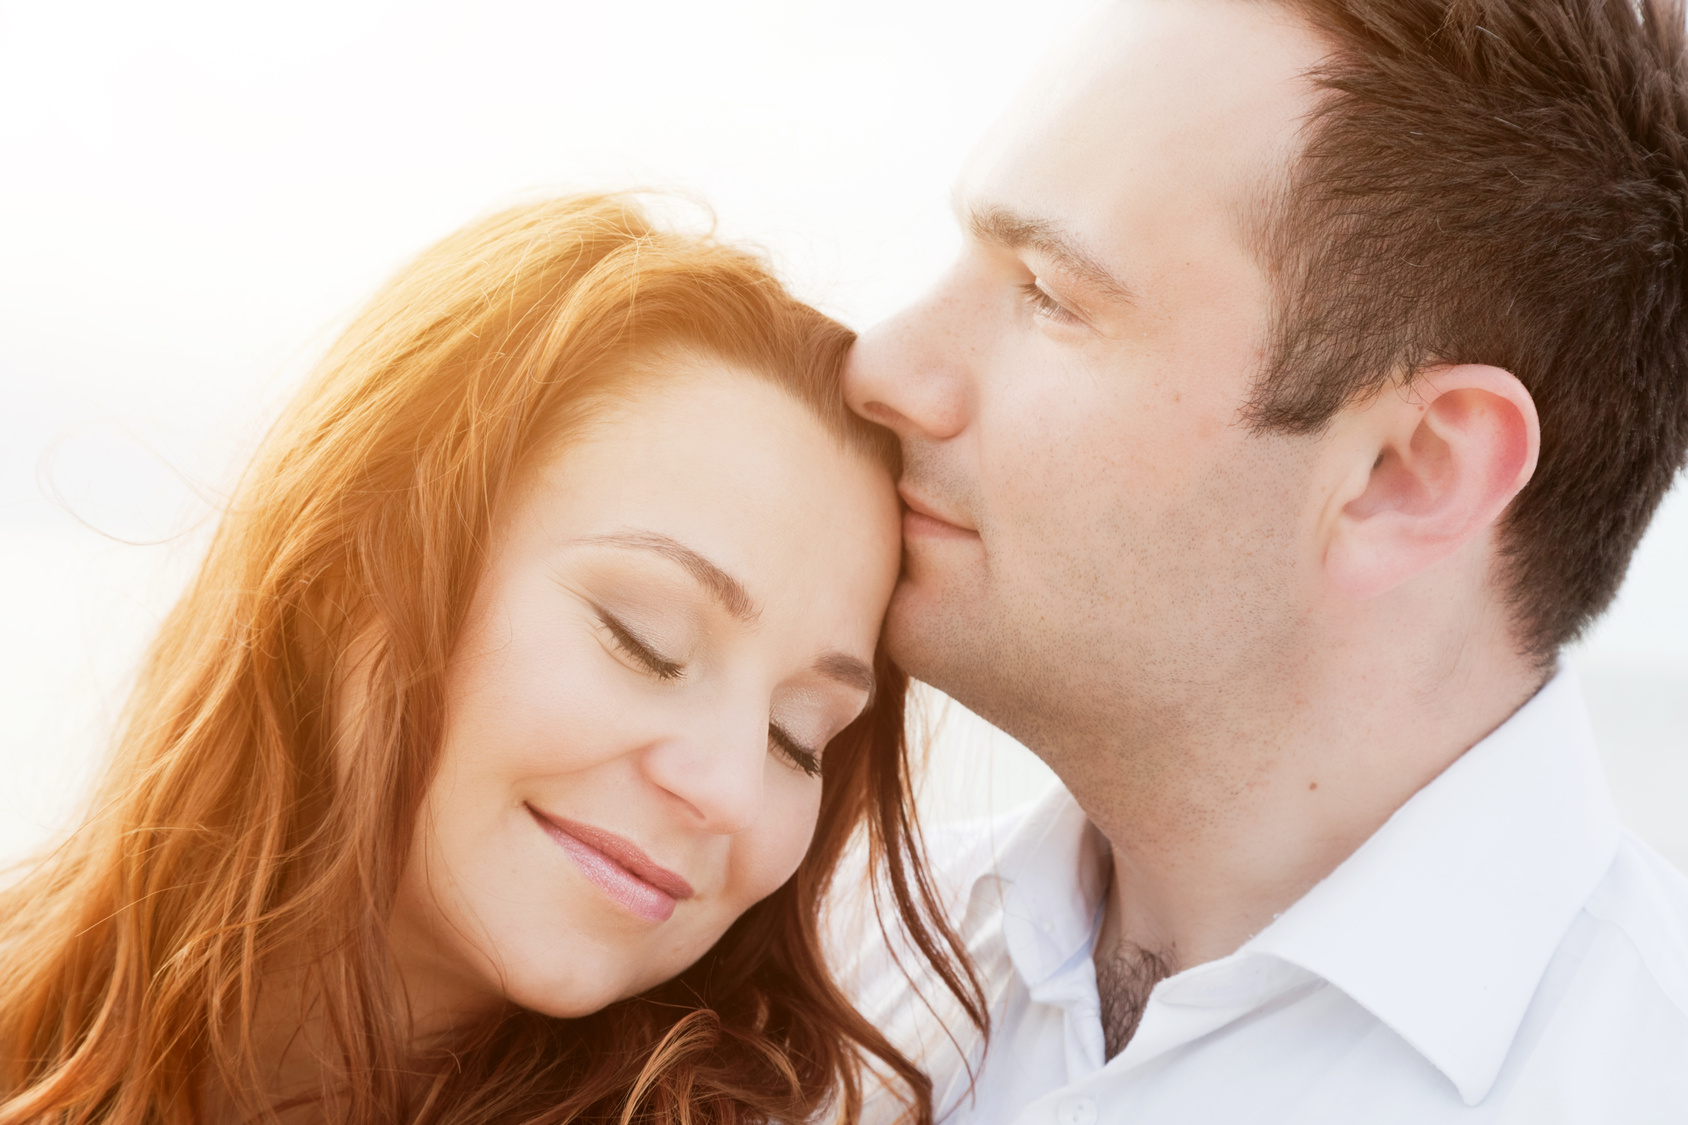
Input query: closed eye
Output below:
<box><xmin>768</xmin><ymin>723</ymin><xmax>821</xmax><ymax>778</ymax></box>
<box><xmin>1019</xmin><ymin>279</ymin><xmax>1082</xmax><ymax>326</ymax></box>
<box><xmin>596</xmin><ymin>609</ymin><xmax>684</xmax><ymax>681</ymax></box>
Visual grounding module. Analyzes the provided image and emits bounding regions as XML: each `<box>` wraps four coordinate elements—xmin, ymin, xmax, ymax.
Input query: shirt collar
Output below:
<box><xmin>1247</xmin><ymin>666</ymin><xmax>1621</xmax><ymax>1105</ymax></box>
<box><xmin>981</xmin><ymin>784</ymin><xmax>1110</xmax><ymax>991</ymax></box>
<box><xmin>965</xmin><ymin>668</ymin><xmax>1620</xmax><ymax>1107</ymax></box>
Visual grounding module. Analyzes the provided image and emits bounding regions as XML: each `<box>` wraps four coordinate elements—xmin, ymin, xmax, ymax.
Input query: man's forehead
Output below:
<box><xmin>956</xmin><ymin>0</ymin><xmax>1322</xmax><ymax>247</ymax></box>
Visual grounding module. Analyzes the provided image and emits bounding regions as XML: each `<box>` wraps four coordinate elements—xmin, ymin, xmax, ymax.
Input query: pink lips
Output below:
<box><xmin>526</xmin><ymin>804</ymin><xmax>694</xmax><ymax>924</ymax></box>
<box><xmin>899</xmin><ymin>488</ymin><xmax>978</xmax><ymax>540</ymax></box>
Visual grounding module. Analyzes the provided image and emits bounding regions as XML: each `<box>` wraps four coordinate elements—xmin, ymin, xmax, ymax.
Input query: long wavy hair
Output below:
<box><xmin>0</xmin><ymin>195</ymin><xmax>984</xmax><ymax>1125</ymax></box>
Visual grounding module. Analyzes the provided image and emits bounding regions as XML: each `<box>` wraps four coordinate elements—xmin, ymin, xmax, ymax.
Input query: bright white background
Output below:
<box><xmin>2</xmin><ymin>0</ymin><xmax>1684</xmax><ymax>871</ymax></box>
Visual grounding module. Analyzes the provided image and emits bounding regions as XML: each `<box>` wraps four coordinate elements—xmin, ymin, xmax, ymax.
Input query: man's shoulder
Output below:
<box><xmin>1488</xmin><ymin>834</ymin><xmax>1688</xmax><ymax>1117</ymax></box>
<box><xmin>825</xmin><ymin>800</ymin><xmax>1037</xmax><ymax>983</ymax></box>
<box><xmin>823</xmin><ymin>804</ymin><xmax>1044</xmax><ymax>1124</ymax></box>
<box><xmin>1580</xmin><ymin>831</ymin><xmax>1688</xmax><ymax>1019</ymax></box>
<box><xmin>921</xmin><ymin>804</ymin><xmax>1043</xmax><ymax>898</ymax></box>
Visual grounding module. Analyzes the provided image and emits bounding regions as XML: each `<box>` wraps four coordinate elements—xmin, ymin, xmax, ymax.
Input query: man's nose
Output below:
<box><xmin>843</xmin><ymin>276</ymin><xmax>974</xmax><ymax>443</ymax></box>
<box><xmin>639</xmin><ymin>706</ymin><xmax>770</xmax><ymax>837</ymax></box>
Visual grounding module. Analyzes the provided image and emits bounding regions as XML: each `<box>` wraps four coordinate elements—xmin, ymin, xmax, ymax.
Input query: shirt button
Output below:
<box><xmin>1056</xmin><ymin>1096</ymin><xmax>1098</xmax><ymax>1125</ymax></box>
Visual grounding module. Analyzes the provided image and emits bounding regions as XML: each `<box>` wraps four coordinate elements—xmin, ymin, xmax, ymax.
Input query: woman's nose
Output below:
<box><xmin>640</xmin><ymin>708</ymin><xmax>770</xmax><ymax>836</ymax></box>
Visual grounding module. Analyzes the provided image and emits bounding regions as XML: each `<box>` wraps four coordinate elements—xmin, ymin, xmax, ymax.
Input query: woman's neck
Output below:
<box><xmin>201</xmin><ymin>952</ymin><xmax>513</xmax><ymax>1124</ymax></box>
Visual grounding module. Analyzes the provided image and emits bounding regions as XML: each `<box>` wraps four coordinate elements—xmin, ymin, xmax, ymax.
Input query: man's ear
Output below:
<box><xmin>1324</xmin><ymin>364</ymin><xmax>1540</xmax><ymax>601</ymax></box>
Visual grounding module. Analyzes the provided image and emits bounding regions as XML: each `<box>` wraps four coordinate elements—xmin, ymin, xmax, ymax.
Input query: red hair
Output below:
<box><xmin>0</xmin><ymin>195</ymin><xmax>983</xmax><ymax>1124</ymax></box>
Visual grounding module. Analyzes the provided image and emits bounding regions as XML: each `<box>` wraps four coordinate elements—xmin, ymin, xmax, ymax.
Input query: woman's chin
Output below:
<box><xmin>505</xmin><ymin>973</ymin><xmax>646</xmax><ymax>1021</ymax></box>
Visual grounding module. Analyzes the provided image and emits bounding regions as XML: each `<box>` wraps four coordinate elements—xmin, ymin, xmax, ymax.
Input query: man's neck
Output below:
<box><xmin>1073</xmin><ymin>631</ymin><xmax>1547</xmax><ymax>988</ymax></box>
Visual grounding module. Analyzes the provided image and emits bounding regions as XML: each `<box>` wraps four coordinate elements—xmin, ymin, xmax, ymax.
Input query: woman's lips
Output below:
<box><xmin>525</xmin><ymin>804</ymin><xmax>694</xmax><ymax>924</ymax></box>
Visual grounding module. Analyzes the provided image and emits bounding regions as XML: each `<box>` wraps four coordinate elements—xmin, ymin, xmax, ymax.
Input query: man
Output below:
<box><xmin>835</xmin><ymin>0</ymin><xmax>1688</xmax><ymax>1119</ymax></box>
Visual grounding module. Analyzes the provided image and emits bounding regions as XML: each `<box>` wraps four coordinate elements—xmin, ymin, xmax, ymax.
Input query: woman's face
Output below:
<box><xmin>391</xmin><ymin>361</ymin><xmax>901</xmax><ymax>1026</ymax></box>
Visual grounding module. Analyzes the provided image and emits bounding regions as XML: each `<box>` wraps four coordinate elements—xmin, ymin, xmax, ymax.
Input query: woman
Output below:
<box><xmin>0</xmin><ymin>195</ymin><xmax>983</xmax><ymax>1124</ymax></box>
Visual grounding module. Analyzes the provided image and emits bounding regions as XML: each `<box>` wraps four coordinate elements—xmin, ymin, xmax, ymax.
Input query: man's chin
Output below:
<box><xmin>882</xmin><ymin>573</ymin><xmax>981</xmax><ymax>688</ymax></box>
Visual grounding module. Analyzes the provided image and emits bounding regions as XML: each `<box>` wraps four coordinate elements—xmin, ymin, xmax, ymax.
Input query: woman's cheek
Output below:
<box><xmin>477</xmin><ymin>616</ymin><xmax>632</xmax><ymax>780</ymax></box>
<box><xmin>728</xmin><ymin>765</ymin><xmax>825</xmax><ymax>907</ymax></box>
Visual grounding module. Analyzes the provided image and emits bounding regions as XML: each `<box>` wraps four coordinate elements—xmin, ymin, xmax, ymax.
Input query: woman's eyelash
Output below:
<box><xmin>596</xmin><ymin>607</ymin><xmax>819</xmax><ymax>777</ymax></box>
<box><xmin>768</xmin><ymin>724</ymin><xmax>822</xmax><ymax>779</ymax></box>
<box><xmin>597</xmin><ymin>611</ymin><xmax>684</xmax><ymax>681</ymax></box>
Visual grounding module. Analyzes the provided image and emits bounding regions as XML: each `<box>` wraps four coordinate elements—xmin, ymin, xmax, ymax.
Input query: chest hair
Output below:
<box><xmin>1095</xmin><ymin>941</ymin><xmax>1178</xmax><ymax>1059</ymax></box>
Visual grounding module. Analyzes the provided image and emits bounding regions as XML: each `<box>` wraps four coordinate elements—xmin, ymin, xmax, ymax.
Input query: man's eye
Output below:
<box><xmin>768</xmin><ymin>724</ymin><xmax>822</xmax><ymax>778</ymax></box>
<box><xmin>1020</xmin><ymin>279</ymin><xmax>1079</xmax><ymax>325</ymax></box>
<box><xmin>597</xmin><ymin>611</ymin><xmax>684</xmax><ymax>681</ymax></box>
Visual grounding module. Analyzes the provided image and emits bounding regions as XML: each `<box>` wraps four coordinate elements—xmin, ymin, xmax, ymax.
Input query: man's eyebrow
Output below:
<box><xmin>583</xmin><ymin>531</ymin><xmax>759</xmax><ymax>622</ymax></box>
<box><xmin>814</xmin><ymin>650</ymin><xmax>876</xmax><ymax>701</ymax></box>
<box><xmin>963</xmin><ymin>203</ymin><xmax>1134</xmax><ymax>303</ymax></box>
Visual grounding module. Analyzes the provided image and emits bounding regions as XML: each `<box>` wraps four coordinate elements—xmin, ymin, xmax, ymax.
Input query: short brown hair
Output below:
<box><xmin>1249</xmin><ymin>0</ymin><xmax>1688</xmax><ymax>661</ymax></box>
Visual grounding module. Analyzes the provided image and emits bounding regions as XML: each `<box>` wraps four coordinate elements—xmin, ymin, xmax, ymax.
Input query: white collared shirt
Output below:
<box><xmin>830</xmin><ymin>670</ymin><xmax>1688</xmax><ymax>1122</ymax></box>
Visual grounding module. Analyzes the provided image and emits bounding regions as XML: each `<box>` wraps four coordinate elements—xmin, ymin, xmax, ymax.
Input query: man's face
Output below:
<box><xmin>844</xmin><ymin>0</ymin><xmax>1332</xmax><ymax>771</ymax></box>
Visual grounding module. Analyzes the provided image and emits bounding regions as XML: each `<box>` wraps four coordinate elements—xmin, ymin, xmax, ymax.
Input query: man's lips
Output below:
<box><xmin>899</xmin><ymin>488</ymin><xmax>978</xmax><ymax>538</ymax></box>
<box><xmin>526</xmin><ymin>804</ymin><xmax>694</xmax><ymax>924</ymax></box>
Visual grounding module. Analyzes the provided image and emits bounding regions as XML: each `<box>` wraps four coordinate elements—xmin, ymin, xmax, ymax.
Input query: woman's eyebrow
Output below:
<box><xmin>815</xmin><ymin>651</ymin><xmax>876</xmax><ymax>702</ymax></box>
<box><xmin>584</xmin><ymin>531</ymin><xmax>876</xmax><ymax>699</ymax></box>
<box><xmin>582</xmin><ymin>530</ymin><xmax>760</xmax><ymax>622</ymax></box>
